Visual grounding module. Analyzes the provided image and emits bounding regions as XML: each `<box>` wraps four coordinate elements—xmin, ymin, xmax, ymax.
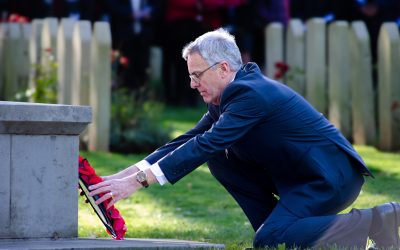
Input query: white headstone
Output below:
<box><xmin>377</xmin><ymin>22</ymin><xmax>400</xmax><ymax>150</ymax></box>
<box><xmin>41</xmin><ymin>18</ymin><xmax>58</xmax><ymax>68</ymax></box>
<box><xmin>72</xmin><ymin>21</ymin><xmax>91</xmax><ymax>146</ymax></box>
<box><xmin>285</xmin><ymin>19</ymin><xmax>305</xmax><ymax>96</ymax></box>
<box><xmin>57</xmin><ymin>18</ymin><xmax>76</xmax><ymax>104</ymax></box>
<box><xmin>305</xmin><ymin>18</ymin><xmax>327</xmax><ymax>114</ymax></box>
<box><xmin>328</xmin><ymin>21</ymin><xmax>351</xmax><ymax>138</ymax></box>
<box><xmin>88</xmin><ymin>22</ymin><xmax>111</xmax><ymax>152</ymax></box>
<box><xmin>3</xmin><ymin>23</ymin><xmax>21</xmax><ymax>100</ymax></box>
<box><xmin>18</xmin><ymin>23</ymin><xmax>31</xmax><ymax>92</ymax></box>
<box><xmin>349</xmin><ymin>21</ymin><xmax>376</xmax><ymax>145</ymax></box>
<box><xmin>149</xmin><ymin>46</ymin><xmax>164</xmax><ymax>97</ymax></box>
<box><xmin>149</xmin><ymin>46</ymin><xmax>163</xmax><ymax>84</ymax></box>
<box><xmin>0</xmin><ymin>23</ymin><xmax>7</xmax><ymax>100</ymax></box>
<box><xmin>28</xmin><ymin>19</ymin><xmax>43</xmax><ymax>99</ymax></box>
<box><xmin>71</xmin><ymin>21</ymin><xmax>91</xmax><ymax>106</ymax></box>
<box><xmin>265</xmin><ymin>22</ymin><xmax>284</xmax><ymax>79</ymax></box>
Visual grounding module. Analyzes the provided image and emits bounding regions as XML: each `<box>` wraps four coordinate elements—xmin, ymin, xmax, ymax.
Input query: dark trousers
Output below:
<box><xmin>207</xmin><ymin>150</ymin><xmax>372</xmax><ymax>248</ymax></box>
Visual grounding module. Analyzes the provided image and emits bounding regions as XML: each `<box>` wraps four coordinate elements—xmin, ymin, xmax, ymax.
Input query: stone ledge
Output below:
<box><xmin>0</xmin><ymin>101</ymin><xmax>91</xmax><ymax>135</ymax></box>
<box><xmin>0</xmin><ymin>238</ymin><xmax>225</xmax><ymax>249</ymax></box>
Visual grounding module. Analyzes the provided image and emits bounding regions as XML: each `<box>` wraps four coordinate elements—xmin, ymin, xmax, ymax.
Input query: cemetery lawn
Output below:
<box><xmin>79</xmin><ymin>105</ymin><xmax>400</xmax><ymax>250</ymax></box>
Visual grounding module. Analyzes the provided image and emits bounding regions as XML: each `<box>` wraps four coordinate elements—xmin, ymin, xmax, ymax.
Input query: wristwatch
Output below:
<box><xmin>136</xmin><ymin>171</ymin><xmax>149</xmax><ymax>188</ymax></box>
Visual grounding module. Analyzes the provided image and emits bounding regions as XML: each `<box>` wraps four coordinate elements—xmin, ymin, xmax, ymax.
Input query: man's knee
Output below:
<box><xmin>253</xmin><ymin>224</ymin><xmax>284</xmax><ymax>248</ymax></box>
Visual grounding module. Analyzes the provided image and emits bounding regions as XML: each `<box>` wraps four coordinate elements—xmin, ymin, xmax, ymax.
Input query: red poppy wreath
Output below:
<box><xmin>78</xmin><ymin>156</ymin><xmax>127</xmax><ymax>240</ymax></box>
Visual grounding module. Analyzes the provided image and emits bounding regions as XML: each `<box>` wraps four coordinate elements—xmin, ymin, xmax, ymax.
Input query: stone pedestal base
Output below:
<box><xmin>0</xmin><ymin>101</ymin><xmax>91</xmax><ymax>238</ymax></box>
<box><xmin>0</xmin><ymin>238</ymin><xmax>225</xmax><ymax>249</ymax></box>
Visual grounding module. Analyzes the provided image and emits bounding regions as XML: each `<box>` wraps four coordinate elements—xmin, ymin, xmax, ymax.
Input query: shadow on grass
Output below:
<box><xmin>133</xmin><ymin>166</ymin><xmax>254</xmax><ymax>243</ymax></box>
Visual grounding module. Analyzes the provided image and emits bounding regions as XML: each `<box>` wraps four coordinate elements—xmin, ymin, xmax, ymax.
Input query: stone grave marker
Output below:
<box><xmin>349</xmin><ymin>21</ymin><xmax>376</xmax><ymax>145</ymax></box>
<box><xmin>57</xmin><ymin>18</ymin><xmax>76</xmax><ymax>104</ymax></box>
<box><xmin>265</xmin><ymin>22</ymin><xmax>284</xmax><ymax>79</ymax></box>
<box><xmin>305</xmin><ymin>18</ymin><xmax>327</xmax><ymax>114</ymax></box>
<box><xmin>88</xmin><ymin>22</ymin><xmax>111</xmax><ymax>152</ymax></box>
<box><xmin>285</xmin><ymin>19</ymin><xmax>305</xmax><ymax>96</ymax></box>
<box><xmin>377</xmin><ymin>22</ymin><xmax>400</xmax><ymax>150</ymax></box>
<box><xmin>328</xmin><ymin>21</ymin><xmax>351</xmax><ymax>138</ymax></box>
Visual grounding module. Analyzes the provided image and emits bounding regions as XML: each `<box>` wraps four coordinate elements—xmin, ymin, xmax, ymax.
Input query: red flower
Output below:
<box><xmin>282</xmin><ymin>64</ymin><xmax>289</xmax><ymax>73</ymax></box>
<box><xmin>275</xmin><ymin>61</ymin><xmax>289</xmax><ymax>72</ymax></box>
<box><xmin>8</xmin><ymin>13</ymin><xmax>29</xmax><ymax>23</ymax></box>
<box><xmin>275</xmin><ymin>61</ymin><xmax>284</xmax><ymax>68</ymax></box>
<box><xmin>78</xmin><ymin>156</ymin><xmax>127</xmax><ymax>240</ymax></box>
<box><xmin>119</xmin><ymin>56</ymin><xmax>129</xmax><ymax>68</ymax></box>
<box><xmin>274</xmin><ymin>71</ymin><xmax>283</xmax><ymax>79</ymax></box>
<box><xmin>391</xmin><ymin>101</ymin><xmax>399</xmax><ymax>112</ymax></box>
<box><xmin>8</xmin><ymin>14</ymin><xmax>19</xmax><ymax>22</ymax></box>
<box><xmin>17</xmin><ymin>16</ymin><xmax>29</xmax><ymax>23</ymax></box>
<box><xmin>274</xmin><ymin>61</ymin><xmax>290</xmax><ymax>79</ymax></box>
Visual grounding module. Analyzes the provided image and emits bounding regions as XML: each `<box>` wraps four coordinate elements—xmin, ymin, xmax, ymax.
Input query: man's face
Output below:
<box><xmin>187</xmin><ymin>53</ymin><xmax>225</xmax><ymax>105</ymax></box>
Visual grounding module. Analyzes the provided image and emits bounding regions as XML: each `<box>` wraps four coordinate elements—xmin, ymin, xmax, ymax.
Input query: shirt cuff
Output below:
<box><xmin>135</xmin><ymin>160</ymin><xmax>151</xmax><ymax>171</ymax></box>
<box><xmin>150</xmin><ymin>162</ymin><xmax>169</xmax><ymax>185</ymax></box>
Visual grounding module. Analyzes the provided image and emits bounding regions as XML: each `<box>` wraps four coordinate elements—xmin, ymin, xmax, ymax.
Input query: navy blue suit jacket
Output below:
<box><xmin>145</xmin><ymin>62</ymin><xmax>371</xmax><ymax>217</ymax></box>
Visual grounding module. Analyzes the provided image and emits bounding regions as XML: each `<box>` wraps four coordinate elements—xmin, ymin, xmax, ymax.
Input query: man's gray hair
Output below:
<box><xmin>182</xmin><ymin>28</ymin><xmax>243</xmax><ymax>72</ymax></box>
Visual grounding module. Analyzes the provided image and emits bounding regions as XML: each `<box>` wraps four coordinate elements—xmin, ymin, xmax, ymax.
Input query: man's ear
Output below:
<box><xmin>219</xmin><ymin>61</ymin><xmax>230</xmax><ymax>79</ymax></box>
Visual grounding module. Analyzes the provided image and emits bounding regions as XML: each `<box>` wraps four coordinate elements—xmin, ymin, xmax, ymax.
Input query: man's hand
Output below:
<box><xmin>89</xmin><ymin>174</ymin><xmax>141</xmax><ymax>209</ymax></box>
<box><xmin>89</xmin><ymin>168</ymin><xmax>158</xmax><ymax>209</ymax></box>
<box><xmin>101</xmin><ymin>164</ymin><xmax>139</xmax><ymax>181</ymax></box>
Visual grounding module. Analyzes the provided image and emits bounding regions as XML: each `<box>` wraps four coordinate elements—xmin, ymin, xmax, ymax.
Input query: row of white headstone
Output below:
<box><xmin>265</xmin><ymin>18</ymin><xmax>400</xmax><ymax>151</ymax></box>
<box><xmin>0</xmin><ymin>17</ymin><xmax>111</xmax><ymax>151</ymax></box>
<box><xmin>0</xmin><ymin>18</ymin><xmax>399</xmax><ymax>151</ymax></box>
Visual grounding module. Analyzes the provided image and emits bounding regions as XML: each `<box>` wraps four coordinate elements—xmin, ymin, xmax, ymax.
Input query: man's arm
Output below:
<box><xmin>144</xmin><ymin>107</ymin><xmax>217</xmax><ymax>164</ymax></box>
<box><xmin>158</xmin><ymin>85</ymin><xmax>267</xmax><ymax>184</ymax></box>
<box><xmin>101</xmin><ymin>107</ymin><xmax>216</xmax><ymax>182</ymax></box>
<box><xmin>88</xmin><ymin>107</ymin><xmax>217</xmax><ymax>206</ymax></box>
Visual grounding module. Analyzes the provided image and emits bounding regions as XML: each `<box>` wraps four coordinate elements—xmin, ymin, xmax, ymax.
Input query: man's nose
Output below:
<box><xmin>190</xmin><ymin>80</ymin><xmax>199</xmax><ymax>89</ymax></box>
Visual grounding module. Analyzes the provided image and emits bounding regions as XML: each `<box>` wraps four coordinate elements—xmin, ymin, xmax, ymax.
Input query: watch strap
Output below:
<box><xmin>136</xmin><ymin>171</ymin><xmax>149</xmax><ymax>188</ymax></box>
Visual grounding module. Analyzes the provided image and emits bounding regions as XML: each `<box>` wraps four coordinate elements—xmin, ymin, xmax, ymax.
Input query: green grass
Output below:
<box><xmin>78</xmin><ymin>106</ymin><xmax>400</xmax><ymax>249</ymax></box>
<box><xmin>159</xmin><ymin>105</ymin><xmax>208</xmax><ymax>137</ymax></box>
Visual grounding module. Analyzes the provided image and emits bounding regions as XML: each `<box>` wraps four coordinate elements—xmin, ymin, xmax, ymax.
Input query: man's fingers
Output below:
<box><xmin>89</xmin><ymin>185</ymin><xmax>110</xmax><ymax>197</ymax></box>
<box><xmin>95</xmin><ymin>192</ymin><xmax>113</xmax><ymax>205</ymax></box>
<box><xmin>101</xmin><ymin>176</ymin><xmax>109</xmax><ymax>181</ymax></box>
<box><xmin>89</xmin><ymin>181</ymin><xmax>110</xmax><ymax>190</ymax></box>
<box><xmin>107</xmin><ymin>199</ymin><xmax>116</xmax><ymax>209</ymax></box>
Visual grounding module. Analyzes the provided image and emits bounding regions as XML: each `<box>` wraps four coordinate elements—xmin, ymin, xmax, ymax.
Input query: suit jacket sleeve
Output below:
<box><xmin>144</xmin><ymin>105</ymin><xmax>218</xmax><ymax>164</ymax></box>
<box><xmin>157</xmin><ymin>84</ymin><xmax>268</xmax><ymax>184</ymax></box>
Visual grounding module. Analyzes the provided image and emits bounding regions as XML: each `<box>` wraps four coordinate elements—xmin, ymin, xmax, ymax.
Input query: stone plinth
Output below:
<box><xmin>0</xmin><ymin>101</ymin><xmax>91</xmax><ymax>239</ymax></box>
<box><xmin>0</xmin><ymin>238</ymin><xmax>225</xmax><ymax>249</ymax></box>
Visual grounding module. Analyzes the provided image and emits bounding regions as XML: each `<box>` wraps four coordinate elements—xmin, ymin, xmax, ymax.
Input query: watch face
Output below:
<box><xmin>137</xmin><ymin>171</ymin><xmax>147</xmax><ymax>182</ymax></box>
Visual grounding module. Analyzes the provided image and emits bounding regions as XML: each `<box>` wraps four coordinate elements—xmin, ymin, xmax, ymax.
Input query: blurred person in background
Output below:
<box><xmin>354</xmin><ymin>0</ymin><xmax>400</xmax><ymax>64</ymax></box>
<box><xmin>104</xmin><ymin>0</ymin><xmax>162</xmax><ymax>90</ymax></box>
<box><xmin>161</xmin><ymin>0</ymin><xmax>243</xmax><ymax>106</ymax></box>
<box><xmin>234</xmin><ymin>0</ymin><xmax>289</xmax><ymax>68</ymax></box>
